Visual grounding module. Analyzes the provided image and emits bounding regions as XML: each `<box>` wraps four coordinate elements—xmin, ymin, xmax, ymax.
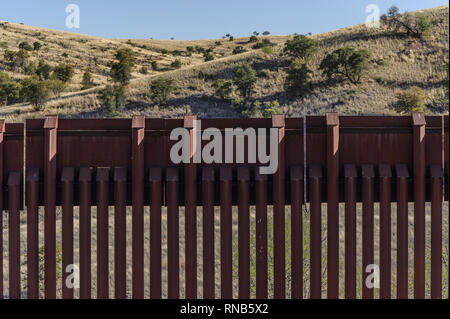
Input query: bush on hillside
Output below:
<box><xmin>233</xmin><ymin>65</ymin><xmax>257</xmax><ymax>99</ymax></box>
<box><xmin>149</xmin><ymin>78</ymin><xmax>175</xmax><ymax>105</ymax></box>
<box><xmin>20</xmin><ymin>76</ymin><xmax>51</xmax><ymax>111</ymax></box>
<box><xmin>284</xmin><ymin>59</ymin><xmax>312</xmax><ymax>99</ymax></box>
<box><xmin>212</xmin><ymin>79</ymin><xmax>233</xmax><ymax>100</ymax></box>
<box><xmin>394</xmin><ymin>86</ymin><xmax>427</xmax><ymax>113</ymax></box>
<box><xmin>319</xmin><ymin>46</ymin><xmax>371</xmax><ymax>84</ymax></box>
<box><xmin>0</xmin><ymin>72</ymin><xmax>21</xmax><ymax>105</ymax></box>
<box><xmin>283</xmin><ymin>35</ymin><xmax>319</xmax><ymax>61</ymax></box>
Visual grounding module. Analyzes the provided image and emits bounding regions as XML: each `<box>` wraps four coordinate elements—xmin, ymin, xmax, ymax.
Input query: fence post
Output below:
<box><xmin>8</xmin><ymin>172</ymin><xmax>21</xmax><ymax>299</ymax></box>
<box><xmin>326</xmin><ymin>113</ymin><xmax>339</xmax><ymax>299</ymax></box>
<box><xmin>96</xmin><ymin>167</ymin><xmax>110</xmax><ymax>299</ymax></box>
<box><xmin>220</xmin><ymin>167</ymin><xmax>233</xmax><ymax>299</ymax></box>
<box><xmin>184</xmin><ymin>115</ymin><xmax>198</xmax><ymax>299</ymax></box>
<box><xmin>379</xmin><ymin>164</ymin><xmax>392</xmax><ymax>299</ymax></box>
<box><xmin>202</xmin><ymin>167</ymin><xmax>215</xmax><ymax>299</ymax></box>
<box><xmin>79</xmin><ymin>167</ymin><xmax>92</xmax><ymax>299</ymax></box>
<box><xmin>290</xmin><ymin>166</ymin><xmax>303</xmax><ymax>299</ymax></box>
<box><xmin>114</xmin><ymin>167</ymin><xmax>127</xmax><ymax>299</ymax></box>
<box><xmin>430</xmin><ymin>164</ymin><xmax>442</xmax><ymax>299</ymax></box>
<box><xmin>132</xmin><ymin>115</ymin><xmax>145</xmax><ymax>299</ymax></box>
<box><xmin>412</xmin><ymin>112</ymin><xmax>426</xmax><ymax>299</ymax></box>
<box><xmin>150</xmin><ymin>168</ymin><xmax>162</xmax><ymax>299</ymax></box>
<box><xmin>44</xmin><ymin>115</ymin><xmax>58</xmax><ymax>299</ymax></box>
<box><xmin>362</xmin><ymin>164</ymin><xmax>375</xmax><ymax>299</ymax></box>
<box><xmin>344</xmin><ymin>164</ymin><xmax>357</xmax><ymax>299</ymax></box>
<box><xmin>255</xmin><ymin>169</ymin><xmax>268</xmax><ymax>299</ymax></box>
<box><xmin>238</xmin><ymin>166</ymin><xmax>250</xmax><ymax>299</ymax></box>
<box><xmin>167</xmin><ymin>167</ymin><xmax>180</xmax><ymax>299</ymax></box>
<box><xmin>0</xmin><ymin>120</ymin><xmax>4</xmax><ymax>299</ymax></box>
<box><xmin>272</xmin><ymin>115</ymin><xmax>285</xmax><ymax>299</ymax></box>
<box><xmin>26</xmin><ymin>168</ymin><xmax>39</xmax><ymax>299</ymax></box>
<box><xmin>309</xmin><ymin>164</ymin><xmax>322</xmax><ymax>299</ymax></box>
<box><xmin>61</xmin><ymin>167</ymin><xmax>74</xmax><ymax>299</ymax></box>
<box><xmin>395</xmin><ymin>164</ymin><xmax>409</xmax><ymax>299</ymax></box>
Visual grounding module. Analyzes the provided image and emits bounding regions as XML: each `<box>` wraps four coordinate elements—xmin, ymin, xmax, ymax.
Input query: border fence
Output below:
<box><xmin>0</xmin><ymin>113</ymin><xmax>448</xmax><ymax>299</ymax></box>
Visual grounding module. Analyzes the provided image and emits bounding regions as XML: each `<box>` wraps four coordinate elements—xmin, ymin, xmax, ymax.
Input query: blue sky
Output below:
<box><xmin>1</xmin><ymin>0</ymin><xmax>448</xmax><ymax>40</ymax></box>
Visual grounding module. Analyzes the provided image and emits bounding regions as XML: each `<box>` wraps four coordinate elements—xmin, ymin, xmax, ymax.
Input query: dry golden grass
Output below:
<box><xmin>1</xmin><ymin>6</ymin><xmax>449</xmax><ymax>121</ymax></box>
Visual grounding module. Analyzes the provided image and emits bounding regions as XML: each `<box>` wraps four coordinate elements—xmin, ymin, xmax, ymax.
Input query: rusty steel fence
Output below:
<box><xmin>0</xmin><ymin>113</ymin><xmax>448</xmax><ymax>299</ymax></box>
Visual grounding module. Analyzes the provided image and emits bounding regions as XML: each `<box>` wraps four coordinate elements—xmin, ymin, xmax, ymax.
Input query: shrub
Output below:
<box><xmin>249</xmin><ymin>35</ymin><xmax>258</xmax><ymax>43</ymax></box>
<box><xmin>319</xmin><ymin>46</ymin><xmax>371</xmax><ymax>84</ymax></box>
<box><xmin>232</xmin><ymin>46</ymin><xmax>247</xmax><ymax>55</ymax></box>
<box><xmin>139</xmin><ymin>66</ymin><xmax>149</xmax><ymax>74</ymax></box>
<box><xmin>110</xmin><ymin>48</ymin><xmax>136</xmax><ymax>85</ymax></box>
<box><xmin>149</xmin><ymin>78</ymin><xmax>175</xmax><ymax>105</ymax></box>
<box><xmin>262</xmin><ymin>45</ymin><xmax>273</xmax><ymax>55</ymax></box>
<box><xmin>395</xmin><ymin>86</ymin><xmax>427</xmax><ymax>113</ymax></box>
<box><xmin>36</xmin><ymin>60</ymin><xmax>52</xmax><ymax>80</ymax></box>
<box><xmin>19</xmin><ymin>41</ymin><xmax>33</xmax><ymax>51</ymax></box>
<box><xmin>283</xmin><ymin>35</ymin><xmax>319</xmax><ymax>61</ymax></box>
<box><xmin>100</xmin><ymin>85</ymin><xmax>126</xmax><ymax>113</ymax></box>
<box><xmin>20</xmin><ymin>76</ymin><xmax>51</xmax><ymax>111</ymax></box>
<box><xmin>53</xmin><ymin>64</ymin><xmax>74</xmax><ymax>83</ymax></box>
<box><xmin>4</xmin><ymin>49</ymin><xmax>29</xmax><ymax>70</ymax></box>
<box><xmin>258</xmin><ymin>69</ymin><xmax>270</xmax><ymax>78</ymax></box>
<box><xmin>252</xmin><ymin>42</ymin><xmax>264</xmax><ymax>49</ymax></box>
<box><xmin>262</xmin><ymin>101</ymin><xmax>283</xmax><ymax>117</ymax></box>
<box><xmin>25</xmin><ymin>62</ymin><xmax>37</xmax><ymax>75</ymax></box>
<box><xmin>171</xmin><ymin>59</ymin><xmax>182</xmax><ymax>69</ymax></box>
<box><xmin>212</xmin><ymin>79</ymin><xmax>233</xmax><ymax>100</ymax></box>
<box><xmin>0</xmin><ymin>72</ymin><xmax>20</xmax><ymax>105</ymax></box>
<box><xmin>48</xmin><ymin>79</ymin><xmax>66</xmax><ymax>96</ymax></box>
<box><xmin>381</xmin><ymin>6</ymin><xmax>433</xmax><ymax>38</ymax></box>
<box><xmin>33</xmin><ymin>41</ymin><xmax>42</xmax><ymax>51</ymax></box>
<box><xmin>81</xmin><ymin>71</ymin><xmax>95</xmax><ymax>90</ymax></box>
<box><xmin>151</xmin><ymin>61</ymin><xmax>158</xmax><ymax>71</ymax></box>
<box><xmin>263</xmin><ymin>31</ymin><xmax>271</xmax><ymax>36</ymax></box>
<box><xmin>284</xmin><ymin>59</ymin><xmax>312</xmax><ymax>98</ymax></box>
<box><xmin>233</xmin><ymin>65</ymin><xmax>257</xmax><ymax>99</ymax></box>
<box><xmin>203</xmin><ymin>51</ymin><xmax>214</xmax><ymax>62</ymax></box>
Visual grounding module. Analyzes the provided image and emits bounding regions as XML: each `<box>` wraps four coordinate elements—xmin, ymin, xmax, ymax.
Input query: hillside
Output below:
<box><xmin>0</xmin><ymin>5</ymin><xmax>448</xmax><ymax>121</ymax></box>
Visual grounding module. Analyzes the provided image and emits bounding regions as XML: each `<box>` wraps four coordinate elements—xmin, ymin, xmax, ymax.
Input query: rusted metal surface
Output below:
<box><xmin>26</xmin><ymin>168</ymin><xmax>39</xmax><ymax>299</ymax></box>
<box><xmin>238</xmin><ymin>166</ymin><xmax>250</xmax><ymax>299</ymax></box>
<box><xmin>344</xmin><ymin>164</ymin><xmax>357</xmax><ymax>299</ymax></box>
<box><xmin>290</xmin><ymin>166</ymin><xmax>303</xmax><ymax>299</ymax></box>
<box><xmin>8</xmin><ymin>172</ymin><xmax>21</xmax><ymax>299</ymax></box>
<box><xmin>395</xmin><ymin>164</ymin><xmax>409</xmax><ymax>299</ymax></box>
<box><xmin>114</xmin><ymin>167</ymin><xmax>127</xmax><ymax>299</ymax></box>
<box><xmin>326</xmin><ymin>113</ymin><xmax>339</xmax><ymax>299</ymax></box>
<box><xmin>0</xmin><ymin>113</ymin><xmax>445</xmax><ymax>300</ymax></box>
<box><xmin>149</xmin><ymin>168</ymin><xmax>162</xmax><ymax>299</ymax></box>
<box><xmin>309</xmin><ymin>164</ymin><xmax>322</xmax><ymax>299</ymax></box>
<box><xmin>61</xmin><ymin>167</ymin><xmax>74</xmax><ymax>299</ymax></box>
<box><xmin>379</xmin><ymin>164</ymin><xmax>392</xmax><ymax>299</ymax></box>
<box><xmin>202</xmin><ymin>167</ymin><xmax>215</xmax><ymax>299</ymax></box>
<box><xmin>430</xmin><ymin>164</ymin><xmax>442</xmax><ymax>299</ymax></box>
<box><xmin>255</xmin><ymin>169</ymin><xmax>268</xmax><ymax>299</ymax></box>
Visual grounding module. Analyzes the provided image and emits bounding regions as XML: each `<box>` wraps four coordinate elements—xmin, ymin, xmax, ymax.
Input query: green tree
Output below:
<box><xmin>33</xmin><ymin>41</ymin><xmax>42</xmax><ymax>51</ymax></box>
<box><xmin>171</xmin><ymin>59</ymin><xmax>182</xmax><ymax>69</ymax></box>
<box><xmin>283</xmin><ymin>35</ymin><xmax>319</xmax><ymax>61</ymax></box>
<box><xmin>212</xmin><ymin>79</ymin><xmax>232</xmax><ymax>100</ymax></box>
<box><xmin>149</xmin><ymin>78</ymin><xmax>175</xmax><ymax>105</ymax></box>
<box><xmin>233</xmin><ymin>65</ymin><xmax>257</xmax><ymax>99</ymax></box>
<box><xmin>36</xmin><ymin>60</ymin><xmax>52</xmax><ymax>80</ymax></box>
<box><xmin>232</xmin><ymin>46</ymin><xmax>247</xmax><ymax>55</ymax></box>
<box><xmin>19</xmin><ymin>41</ymin><xmax>33</xmax><ymax>51</ymax></box>
<box><xmin>20</xmin><ymin>76</ymin><xmax>51</xmax><ymax>111</ymax></box>
<box><xmin>381</xmin><ymin>6</ymin><xmax>433</xmax><ymax>38</ymax></box>
<box><xmin>100</xmin><ymin>85</ymin><xmax>126</xmax><ymax>113</ymax></box>
<box><xmin>203</xmin><ymin>51</ymin><xmax>214</xmax><ymax>62</ymax></box>
<box><xmin>319</xmin><ymin>47</ymin><xmax>371</xmax><ymax>84</ymax></box>
<box><xmin>395</xmin><ymin>86</ymin><xmax>427</xmax><ymax>113</ymax></box>
<box><xmin>0</xmin><ymin>72</ymin><xmax>20</xmax><ymax>105</ymax></box>
<box><xmin>110</xmin><ymin>48</ymin><xmax>136</xmax><ymax>85</ymax></box>
<box><xmin>81</xmin><ymin>71</ymin><xmax>95</xmax><ymax>89</ymax></box>
<box><xmin>284</xmin><ymin>59</ymin><xmax>312</xmax><ymax>99</ymax></box>
<box><xmin>53</xmin><ymin>64</ymin><xmax>74</xmax><ymax>83</ymax></box>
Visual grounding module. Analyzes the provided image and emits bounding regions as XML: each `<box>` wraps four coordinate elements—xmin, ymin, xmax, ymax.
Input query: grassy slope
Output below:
<box><xmin>0</xmin><ymin>6</ymin><xmax>448</xmax><ymax>121</ymax></box>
